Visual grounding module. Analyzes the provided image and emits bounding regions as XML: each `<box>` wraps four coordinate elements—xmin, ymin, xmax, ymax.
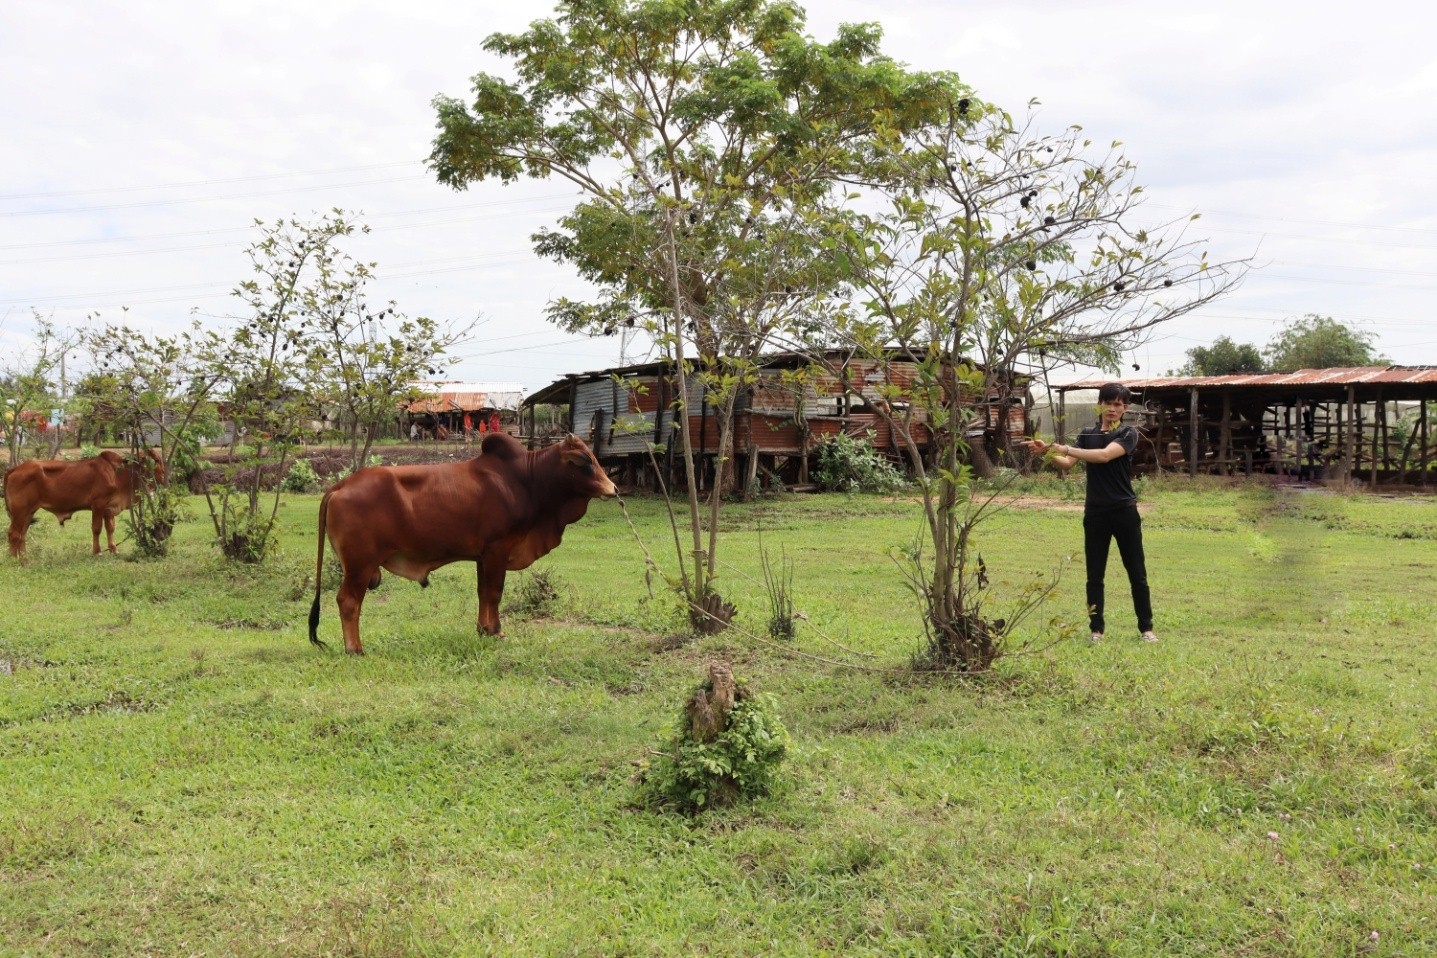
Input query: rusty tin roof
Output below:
<box><xmin>1059</xmin><ymin>366</ymin><xmax>1437</xmax><ymax>391</ymax></box>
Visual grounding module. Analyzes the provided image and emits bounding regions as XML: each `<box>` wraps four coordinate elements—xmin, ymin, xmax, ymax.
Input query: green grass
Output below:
<box><xmin>2</xmin><ymin>483</ymin><xmax>1435</xmax><ymax>956</ymax></box>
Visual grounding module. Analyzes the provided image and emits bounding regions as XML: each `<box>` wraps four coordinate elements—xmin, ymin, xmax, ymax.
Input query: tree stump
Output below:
<box><xmin>687</xmin><ymin>662</ymin><xmax>738</xmax><ymax>743</ymax></box>
<box><xmin>691</xmin><ymin>590</ymin><xmax>737</xmax><ymax>635</ymax></box>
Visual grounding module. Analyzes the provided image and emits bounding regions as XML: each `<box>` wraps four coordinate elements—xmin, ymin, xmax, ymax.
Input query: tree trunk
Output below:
<box><xmin>968</xmin><ymin>440</ymin><xmax>996</xmax><ymax>480</ymax></box>
<box><xmin>687</xmin><ymin>663</ymin><xmax>737</xmax><ymax>742</ymax></box>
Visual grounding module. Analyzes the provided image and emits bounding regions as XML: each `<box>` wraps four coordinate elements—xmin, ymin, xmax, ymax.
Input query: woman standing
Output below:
<box><xmin>1023</xmin><ymin>383</ymin><xmax>1156</xmax><ymax>642</ymax></box>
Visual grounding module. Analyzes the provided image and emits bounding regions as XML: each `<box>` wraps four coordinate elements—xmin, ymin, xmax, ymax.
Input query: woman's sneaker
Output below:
<box><xmin>1141</xmin><ymin>631</ymin><xmax>1158</xmax><ymax>642</ymax></box>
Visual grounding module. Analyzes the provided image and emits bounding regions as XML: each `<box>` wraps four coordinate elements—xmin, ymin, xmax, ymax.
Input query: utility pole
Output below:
<box><xmin>50</xmin><ymin>351</ymin><xmax>68</xmax><ymax>456</ymax></box>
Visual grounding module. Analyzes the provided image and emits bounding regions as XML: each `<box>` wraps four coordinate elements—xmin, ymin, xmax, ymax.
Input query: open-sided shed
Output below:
<box><xmin>403</xmin><ymin>382</ymin><xmax>524</xmax><ymax>438</ymax></box>
<box><xmin>1057</xmin><ymin>366</ymin><xmax>1437</xmax><ymax>487</ymax></box>
<box><xmin>523</xmin><ymin>351</ymin><xmax>1031</xmax><ymax>491</ymax></box>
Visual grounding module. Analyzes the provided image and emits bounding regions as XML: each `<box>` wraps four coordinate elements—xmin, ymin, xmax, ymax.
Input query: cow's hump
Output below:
<box><xmin>480</xmin><ymin>432</ymin><xmax>526</xmax><ymax>462</ymax></box>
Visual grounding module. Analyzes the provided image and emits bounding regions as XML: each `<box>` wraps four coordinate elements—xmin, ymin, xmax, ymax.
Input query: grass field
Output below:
<box><xmin>2</xmin><ymin>479</ymin><xmax>1435</xmax><ymax>956</ymax></box>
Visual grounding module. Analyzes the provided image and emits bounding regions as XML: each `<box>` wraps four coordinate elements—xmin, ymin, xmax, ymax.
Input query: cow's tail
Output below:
<box><xmin>308</xmin><ymin>491</ymin><xmax>330</xmax><ymax>649</ymax></box>
<box><xmin>1</xmin><ymin>465</ymin><xmax>13</xmax><ymax>514</ymax></box>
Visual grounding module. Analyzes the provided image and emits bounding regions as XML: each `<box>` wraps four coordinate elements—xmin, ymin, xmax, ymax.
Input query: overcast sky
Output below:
<box><xmin>3</xmin><ymin>0</ymin><xmax>1434</xmax><ymax>393</ymax></box>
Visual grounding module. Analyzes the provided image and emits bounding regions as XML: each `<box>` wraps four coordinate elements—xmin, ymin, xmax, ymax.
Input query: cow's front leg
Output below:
<box><xmin>475</xmin><ymin>553</ymin><xmax>507</xmax><ymax>636</ymax></box>
<box><xmin>103</xmin><ymin>511</ymin><xmax>118</xmax><ymax>553</ymax></box>
<box><xmin>90</xmin><ymin>511</ymin><xmax>106</xmax><ymax>554</ymax></box>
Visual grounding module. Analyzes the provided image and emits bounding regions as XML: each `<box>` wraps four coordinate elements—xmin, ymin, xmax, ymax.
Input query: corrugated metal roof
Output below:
<box><xmin>1060</xmin><ymin>366</ymin><xmax>1437</xmax><ymax>391</ymax></box>
<box><xmin>524</xmin><ymin>349</ymin><xmax>1026</xmax><ymax>408</ymax></box>
<box><xmin>404</xmin><ymin>385</ymin><xmax>525</xmax><ymax>413</ymax></box>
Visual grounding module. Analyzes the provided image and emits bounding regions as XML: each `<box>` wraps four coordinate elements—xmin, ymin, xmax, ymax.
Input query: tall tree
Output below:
<box><xmin>1263</xmin><ymin>314</ymin><xmax>1385</xmax><ymax>372</ymax></box>
<box><xmin>826</xmin><ymin>98</ymin><xmax>1246</xmax><ymax>671</ymax></box>
<box><xmin>429</xmin><ymin>0</ymin><xmax>946</xmax><ymax>630</ymax></box>
<box><xmin>1177</xmin><ymin>336</ymin><xmax>1265</xmax><ymax>376</ymax></box>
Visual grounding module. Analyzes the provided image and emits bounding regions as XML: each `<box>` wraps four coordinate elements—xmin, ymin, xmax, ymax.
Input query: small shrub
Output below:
<box><xmin>281</xmin><ymin>458</ymin><xmax>321</xmax><ymax>493</ymax></box>
<box><xmin>641</xmin><ymin>664</ymin><xmax>790</xmax><ymax>814</ymax></box>
<box><xmin>219</xmin><ymin>510</ymin><xmax>276</xmax><ymax>564</ymax></box>
<box><xmin>813</xmin><ymin>432</ymin><xmax>906</xmax><ymax>494</ymax></box>
<box><xmin>80</xmin><ymin>443</ymin><xmax>101</xmax><ymax>459</ymax></box>
<box><xmin>761</xmin><ymin>543</ymin><xmax>797</xmax><ymax>641</ymax></box>
<box><xmin>166</xmin><ymin>437</ymin><xmax>208</xmax><ymax>484</ymax></box>
<box><xmin>124</xmin><ymin>485</ymin><xmax>187</xmax><ymax>559</ymax></box>
<box><xmin>285</xmin><ymin>552</ymin><xmax>342</xmax><ymax>601</ymax></box>
<box><xmin>503</xmin><ymin>567</ymin><xmax>565</xmax><ymax>618</ymax></box>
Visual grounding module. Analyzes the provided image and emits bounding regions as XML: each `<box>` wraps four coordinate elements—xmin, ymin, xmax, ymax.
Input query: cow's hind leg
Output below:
<box><xmin>7</xmin><ymin>509</ymin><xmax>31</xmax><ymax>560</ymax></box>
<box><xmin>337</xmin><ymin>566</ymin><xmax>378</xmax><ymax>655</ymax></box>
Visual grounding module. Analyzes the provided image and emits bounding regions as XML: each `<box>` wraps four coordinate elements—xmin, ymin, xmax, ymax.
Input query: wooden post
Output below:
<box><xmin>1057</xmin><ymin>391</ymin><xmax>1067</xmax><ymax>444</ymax></box>
<box><xmin>656</xmin><ymin>372</ymin><xmax>669</xmax><ymax>446</ymax></box>
<box><xmin>1220</xmin><ymin>391</ymin><xmax>1232</xmax><ymax>475</ymax></box>
<box><xmin>1372</xmin><ymin>388</ymin><xmax>1383</xmax><ymax>489</ymax></box>
<box><xmin>592</xmin><ymin>407</ymin><xmax>606</xmax><ymax>457</ymax></box>
<box><xmin>1157</xmin><ymin>405</ymin><xmax>1169</xmax><ymax>473</ymax></box>
<box><xmin>1188</xmin><ymin>387</ymin><xmax>1199</xmax><ymax>478</ymax></box>
<box><xmin>1344</xmin><ymin>385</ymin><xmax>1356</xmax><ymax>484</ymax></box>
<box><xmin>1422</xmin><ymin>399</ymin><xmax>1430</xmax><ymax>487</ymax></box>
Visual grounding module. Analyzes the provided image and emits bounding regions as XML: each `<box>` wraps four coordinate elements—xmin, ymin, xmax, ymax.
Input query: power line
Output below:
<box><xmin>1</xmin><ymin>174</ymin><xmax>433</xmax><ymax>217</ymax></box>
<box><xmin>0</xmin><ymin>204</ymin><xmax>575</xmax><ymax>266</ymax></box>
<box><xmin>1147</xmin><ymin>203</ymin><xmax>1437</xmax><ymax>237</ymax></box>
<box><xmin>1195</xmin><ymin>223</ymin><xmax>1437</xmax><ymax>252</ymax></box>
<box><xmin>0</xmin><ymin>161</ymin><xmax>420</xmax><ymax>201</ymax></box>
<box><xmin>0</xmin><ymin>192</ymin><xmax>576</xmax><ymax>251</ymax></box>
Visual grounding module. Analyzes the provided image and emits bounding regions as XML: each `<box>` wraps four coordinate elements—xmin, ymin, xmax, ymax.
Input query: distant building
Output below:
<box><xmin>1057</xmin><ymin>366</ymin><xmax>1437</xmax><ymax>487</ymax></box>
<box><xmin>523</xmin><ymin>351</ymin><xmax>1031</xmax><ymax>492</ymax></box>
<box><xmin>403</xmin><ymin>382</ymin><xmax>525</xmax><ymax>439</ymax></box>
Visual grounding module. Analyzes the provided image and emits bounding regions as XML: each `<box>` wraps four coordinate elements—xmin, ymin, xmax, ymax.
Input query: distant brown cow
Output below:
<box><xmin>308</xmin><ymin>432</ymin><xmax>617</xmax><ymax>654</ymax></box>
<box><xmin>5</xmin><ymin>449</ymin><xmax>166</xmax><ymax>559</ymax></box>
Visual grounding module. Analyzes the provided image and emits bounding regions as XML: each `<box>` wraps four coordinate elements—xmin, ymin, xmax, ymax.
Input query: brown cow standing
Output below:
<box><xmin>4</xmin><ymin>449</ymin><xmax>166</xmax><ymax>559</ymax></box>
<box><xmin>309</xmin><ymin>432</ymin><xmax>617</xmax><ymax>654</ymax></box>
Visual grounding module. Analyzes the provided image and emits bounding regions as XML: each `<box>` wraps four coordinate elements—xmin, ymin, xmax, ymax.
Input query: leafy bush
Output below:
<box><xmin>503</xmin><ymin>567</ymin><xmax>566</xmax><ymax>618</ymax></box>
<box><xmin>165</xmin><ymin>436</ymin><xmax>208</xmax><ymax>484</ymax></box>
<box><xmin>813</xmin><ymin>432</ymin><xmax>906</xmax><ymax>494</ymax></box>
<box><xmin>641</xmin><ymin>666</ymin><xmax>790</xmax><ymax>814</ymax></box>
<box><xmin>217</xmin><ymin>508</ymin><xmax>276</xmax><ymax>564</ymax></box>
<box><xmin>124</xmin><ymin>485</ymin><xmax>187</xmax><ymax>559</ymax></box>
<box><xmin>281</xmin><ymin>458</ymin><xmax>321</xmax><ymax>493</ymax></box>
<box><xmin>80</xmin><ymin>443</ymin><xmax>101</xmax><ymax>460</ymax></box>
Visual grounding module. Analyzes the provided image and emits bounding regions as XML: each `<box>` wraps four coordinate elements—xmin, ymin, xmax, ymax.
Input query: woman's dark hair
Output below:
<box><xmin>1097</xmin><ymin>382</ymin><xmax>1132</xmax><ymax>403</ymax></box>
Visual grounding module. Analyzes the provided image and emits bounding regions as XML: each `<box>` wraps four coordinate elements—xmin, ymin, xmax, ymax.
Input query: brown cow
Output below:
<box><xmin>4</xmin><ymin>449</ymin><xmax>166</xmax><ymax>559</ymax></box>
<box><xmin>308</xmin><ymin>432</ymin><xmax>617</xmax><ymax>654</ymax></box>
